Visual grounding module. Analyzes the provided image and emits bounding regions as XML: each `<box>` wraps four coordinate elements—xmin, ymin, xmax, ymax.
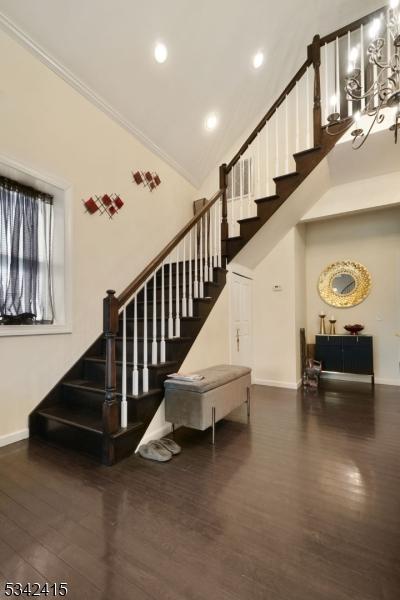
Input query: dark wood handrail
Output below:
<box><xmin>226</xmin><ymin>58</ymin><xmax>311</xmax><ymax>172</ymax></box>
<box><xmin>117</xmin><ymin>190</ymin><xmax>222</xmax><ymax>308</ymax></box>
<box><xmin>319</xmin><ymin>6</ymin><xmax>386</xmax><ymax>46</ymax></box>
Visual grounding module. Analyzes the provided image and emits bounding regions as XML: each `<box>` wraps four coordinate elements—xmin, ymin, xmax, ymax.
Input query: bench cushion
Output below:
<box><xmin>164</xmin><ymin>364</ymin><xmax>251</xmax><ymax>393</ymax></box>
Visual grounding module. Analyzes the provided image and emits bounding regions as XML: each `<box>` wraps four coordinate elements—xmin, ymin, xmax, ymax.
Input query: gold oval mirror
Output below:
<box><xmin>318</xmin><ymin>261</ymin><xmax>371</xmax><ymax>308</ymax></box>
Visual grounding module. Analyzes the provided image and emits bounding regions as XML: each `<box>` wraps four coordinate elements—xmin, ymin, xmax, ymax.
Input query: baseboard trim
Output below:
<box><xmin>0</xmin><ymin>428</ymin><xmax>29</xmax><ymax>448</ymax></box>
<box><xmin>253</xmin><ymin>378</ymin><xmax>301</xmax><ymax>390</ymax></box>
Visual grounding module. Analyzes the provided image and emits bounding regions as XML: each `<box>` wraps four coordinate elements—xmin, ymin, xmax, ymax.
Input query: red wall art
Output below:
<box><xmin>83</xmin><ymin>194</ymin><xmax>125</xmax><ymax>218</ymax></box>
<box><xmin>132</xmin><ymin>171</ymin><xmax>161</xmax><ymax>192</ymax></box>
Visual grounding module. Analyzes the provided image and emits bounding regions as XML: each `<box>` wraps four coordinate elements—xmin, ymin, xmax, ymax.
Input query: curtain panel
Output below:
<box><xmin>0</xmin><ymin>177</ymin><xmax>54</xmax><ymax>324</ymax></box>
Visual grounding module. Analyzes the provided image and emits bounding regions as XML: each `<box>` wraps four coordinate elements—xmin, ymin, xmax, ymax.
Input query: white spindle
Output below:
<box><xmin>160</xmin><ymin>263</ymin><xmax>166</xmax><ymax>362</ymax></box>
<box><xmin>209</xmin><ymin>208</ymin><xmax>213</xmax><ymax>281</ymax></box>
<box><xmin>182</xmin><ymin>236</ymin><xmax>187</xmax><ymax>317</ymax></box>
<box><xmin>199</xmin><ymin>217</ymin><xmax>204</xmax><ymax>297</ymax></box>
<box><xmin>347</xmin><ymin>31</ymin><xmax>352</xmax><ymax>117</ymax></box>
<box><xmin>194</xmin><ymin>223</ymin><xmax>199</xmax><ymax>299</ymax></box>
<box><xmin>132</xmin><ymin>296</ymin><xmax>139</xmax><ymax>395</ymax></box>
<box><xmin>239</xmin><ymin>158</ymin><xmax>244</xmax><ymax>221</ymax></box>
<box><xmin>295</xmin><ymin>82</ymin><xmax>300</xmax><ymax>151</ymax></box>
<box><xmin>204</xmin><ymin>211</ymin><xmax>209</xmax><ymax>282</ymax></box>
<box><xmin>152</xmin><ymin>271</ymin><xmax>158</xmax><ymax>364</ymax></box>
<box><xmin>175</xmin><ymin>245</ymin><xmax>180</xmax><ymax>337</ymax></box>
<box><xmin>361</xmin><ymin>25</ymin><xmax>365</xmax><ymax>111</ymax></box>
<box><xmin>189</xmin><ymin>229</ymin><xmax>193</xmax><ymax>317</ymax></box>
<box><xmin>275</xmin><ymin>111</ymin><xmax>279</xmax><ymax>177</ymax></box>
<box><xmin>306</xmin><ymin>67</ymin><xmax>311</xmax><ymax>148</ymax></box>
<box><xmin>143</xmin><ymin>283</ymin><xmax>149</xmax><ymax>393</ymax></box>
<box><xmin>121</xmin><ymin>306</ymin><xmax>128</xmax><ymax>428</ymax></box>
<box><xmin>168</xmin><ymin>259</ymin><xmax>173</xmax><ymax>339</ymax></box>
<box><xmin>218</xmin><ymin>199</ymin><xmax>222</xmax><ymax>268</ymax></box>
<box><xmin>335</xmin><ymin>37</ymin><xmax>340</xmax><ymax>115</ymax></box>
<box><xmin>266</xmin><ymin>126</ymin><xmax>270</xmax><ymax>196</ymax></box>
<box><xmin>285</xmin><ymin>96</ymin><xmax>289</xmax><ymax>172</ymax></box>
<box><xmin>230</xmin><ymin>166</ymin><xmax>235</xmax><ymax>236</ymax></box>
<box><xmin>247</xmin><ymin>154</ymin><xmax>252</xmax><ymax>216</ymax></box>
<box><xmin>324</xmin><ymin>43</ymin><xmax>329</xmax><ymax>124</ymax></box>
<box><xmin>257</xmin><ymin>133</ymin><xmax>261</xmax><ymax>199</ymax></box>
<box><xmin>213</xmin><ymin>202</ymin><xmax>218</xmax><ymax>268</ymax></box>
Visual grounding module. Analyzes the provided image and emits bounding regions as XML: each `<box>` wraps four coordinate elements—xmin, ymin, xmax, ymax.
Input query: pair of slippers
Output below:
<box><xmin>138</xmin><ymin>438</ymin><xmax>181</xmax><ymax>462</ymax></box>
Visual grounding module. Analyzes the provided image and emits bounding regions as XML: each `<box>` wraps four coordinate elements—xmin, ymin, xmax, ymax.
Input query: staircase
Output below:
<box><xmin>30</xmin><ymin>7</ymin><xmax>385</xmax><ymax>464</ymax></box>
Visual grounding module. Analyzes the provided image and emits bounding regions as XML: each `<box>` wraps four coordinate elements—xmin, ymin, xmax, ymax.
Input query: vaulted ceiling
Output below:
<box><xmin>0</xmin><ymin>0</ymin><xmax>383</xmax><ymax>186</ymax></box>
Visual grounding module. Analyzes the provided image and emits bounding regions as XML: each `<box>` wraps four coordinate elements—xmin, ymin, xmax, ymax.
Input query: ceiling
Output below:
<box><xmin>0</xmin><ymin>0</ymin><xmax>384</xmax><ymax>187</ymax></box>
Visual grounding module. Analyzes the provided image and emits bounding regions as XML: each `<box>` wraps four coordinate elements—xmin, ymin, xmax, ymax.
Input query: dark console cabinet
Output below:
<box><xmin>315</xmin><ymin>335</ymin><xmax>374</xmax><ymax>383</ymax></box>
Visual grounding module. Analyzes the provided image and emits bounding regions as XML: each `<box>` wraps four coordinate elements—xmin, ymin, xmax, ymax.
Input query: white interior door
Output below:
<box><xmin>230</xmin><ymin>272</ymin><xmax>252</xmax><ymax>367</ymax></box>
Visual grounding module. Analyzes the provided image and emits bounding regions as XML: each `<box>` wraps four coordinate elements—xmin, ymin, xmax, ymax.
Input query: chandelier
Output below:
<box><xmin>328</xmin><ymin>0</ymin><xmax>400</xmax><ymax>148</ymax></box>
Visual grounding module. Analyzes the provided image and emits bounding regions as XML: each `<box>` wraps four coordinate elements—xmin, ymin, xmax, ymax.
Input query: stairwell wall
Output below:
<box><xmin>0</xmin><ymin>29</ymin><xmax>198</xmax><ymax>444</ymax></box>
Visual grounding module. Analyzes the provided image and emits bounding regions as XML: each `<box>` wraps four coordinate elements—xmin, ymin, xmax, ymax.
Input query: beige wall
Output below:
<box><xmin>0</xmin><ymin>30</ymin><xmax>199</xmax><ymax>442</ymax></box>
<box><xmin>306</xmin><ymin>207</ymin><xmax>400</xmax><ymax>385</ymax></box>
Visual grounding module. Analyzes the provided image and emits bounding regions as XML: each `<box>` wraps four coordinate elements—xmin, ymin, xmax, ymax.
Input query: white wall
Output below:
<box><xmin>252</xmin><ymin>228</ymin><xmax>306</xmax><ymax>388</ymax></box>
<box><xmin>306</xmin><ymin>207</ymin><xmax>400</xmax><ymax>385</ymax></box>
<box><xmin>0</xmin><ymin>29</ymin><xmax>199</xmax><ymax>442</ymax></box>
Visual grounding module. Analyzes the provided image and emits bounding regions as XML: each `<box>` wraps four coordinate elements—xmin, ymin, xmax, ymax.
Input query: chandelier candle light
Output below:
<box><xmin>327</xmin><ymin>0</ymin><xmax>400</xmax><ymax>147</ymax></box>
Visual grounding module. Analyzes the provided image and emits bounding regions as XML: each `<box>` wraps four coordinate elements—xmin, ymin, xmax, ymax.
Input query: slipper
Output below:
<box><xmin>157</xmin><ymin>437</ymin><xmax>182</xmax><ymax>455</ymax></box>
<box><xmin>138</xmin><ymin>441</ymin><xmax>172</xmax><ymax>462</ymax></box>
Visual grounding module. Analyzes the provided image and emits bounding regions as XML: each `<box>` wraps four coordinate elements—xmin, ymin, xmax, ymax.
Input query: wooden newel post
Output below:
<box><xmin>309</xmin><ymin>34</ymin><xmax>322</xmax><ymax>147</ymax></box>
<box><xmin>103</xmin><ymin>290</ymin><xmax>119</xmax><ymax>445</ymax></box>
<box><xmin>219</xmin><ymin>163</ymin><xmax>228</xmax><ymax>241</ymax></box>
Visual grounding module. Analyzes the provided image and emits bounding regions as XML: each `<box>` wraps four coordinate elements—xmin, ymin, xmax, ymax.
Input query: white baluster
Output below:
<box><xmin>347</xmin><ymin>31</ymin><xmax>352</xmax><ymax>117</ymax></box>
<box><xmin>247</xmin><ymin>154</ymin><xmax>252</xmax><ymax>217</ymax></box>
<box><xmin>132</xmin><ymin>296</ymin><xmax>139</xmax><ymax>395</ymax></box>
<box><xmin>213</xmin><ymin>202</ymin><xmax>218</xmax><ymax>268</ymax></box>
<box><xmin>361</xmin><ymin>26</ymin><xmax>365</xmax><ymax>111</ymax></box>
<box><xmin>204</xmin><ymin>210</ymin><xmax>209</xmax><ymax>283</ymax></box>
<box><xmin>175</xmin><ymin>245</ymin><xmax>181</xmax><ymax>337</ymax></box>
<box><xmin>295</xmin><ymin>81</ymin><xmax>300</xmax><ymax>151</ymax></box>
<box><xmin>231</xmin><ymin>165</ymin><xmax>235</xmax><ymax>236</ymax></box>
<box><xmin>275</xmin><ymin>111</ymin><xmax>280</xmax><ymax>177</ymax></box>
<box><xmin>182</xmin><ymin>236</ymin><xmax>187</xmax><ymax>317</ymax></box>
<box><xmin>208</xmin><ymin>208</ymin><xmax>213</xmax><ymax>281</ymax></box>
<box><xmin>306</xmin><ymin>67</ymin><xmax>311</xmax><ymax>148</ymax></box>
<box><xmin>189</xmin><ymin>229</ymin><xmax>194</xmax><ymax>317</ymax></box>
<box><xmin>143</xmin><ymin>283</ymin><xmax>149</xmax><ymax>393</ymax></box>
<box><xmin>285</xmin><ymin>96</ymin><xmax>289</xmax><ymax>172</ymax></box>
<box><xmin>160</xmin><ymin>263</ymin><xmax>166</xmax><ymax>363</ymax></box>
<box><xmin>335</xmin><ymin>37</ymin><xmax>340</xmax><ymax>116</ymax></box>
<box><xmin>193</xmin><ymin>223</ymin><xmax>199</xmax><ymax>299</ymax></box>
<box><xmin>239</xmin><ymin>158</ymin><xmax>244</xmax><ymax>221</ymax></box>
<box><xmin>168</xmin><ymin>258</ymin><xmax>173</xmax><ymax>338</ymax></box>
<box><xmin>121</xmin><ymin>306</ymin><xmax>128</xmax><ymax>428</ymax></box>
<box><xmin>257</xmin><ymin>132</ymin><xmax>261</xmax><ymax>199</ymax></box>
<box><xmin>152</xmin><ymin>271</ymin><xmax>158</xmax><ymax>365</ymax></box>
<box><xmin>266</xmin><ymin>125</ymin><xmax>270</xmax><ymax>196</ymax></box>
<box><xmin>199</xmin><ymin>217</ymin><xmax>204</xmax><ymax>297</ymax></box>
<box><xmin>218</xmin><ymin>198</ymin><xmax>222</xmax><ymax>268</ymax></box>
<box><xmin>324</xmin><ymin>43</ymin><xmax>329</xmax><ymax>124</ymax></box>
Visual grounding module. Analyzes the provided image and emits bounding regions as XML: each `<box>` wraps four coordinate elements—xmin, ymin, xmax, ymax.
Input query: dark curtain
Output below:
<box><xmin>0</xmin><ymin>177</ymin><xmax>54</xmax><ymax>323</ymax></box>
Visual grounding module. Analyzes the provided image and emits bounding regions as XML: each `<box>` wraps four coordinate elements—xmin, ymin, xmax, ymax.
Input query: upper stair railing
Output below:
<box><xmin>101</xmin><ymin>5</ymin><xmax>387</xmax><ymax>448</ymax></box>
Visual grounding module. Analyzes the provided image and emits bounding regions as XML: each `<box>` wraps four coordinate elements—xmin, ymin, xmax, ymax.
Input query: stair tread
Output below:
<box><xmin>238</xmin><ymin>216</ymin><xmax>260</xmax><ymax>224</ymax></box>
<box><xmin>293</xmin><ymin>145</ymin><xmax>322</xmax><ymax>158</ymax></box>
<box><xmin>255</xmin><ymin>194</ymin><xmax>280</xmax><ymax>204</ymax></box>
<box><xmin>273</xmin><ymin>171</ymin><xmax>300</xmax><ymax>182</ymax></box>
<box><xmin>38</xmin><ymin>404</ymin><xmax>143</xmax><ymax>436</ymax></box>
<box><xmin>63</xmin><ymin>379</ymin><xmax>163</xmax><ymax>400</ymax></box>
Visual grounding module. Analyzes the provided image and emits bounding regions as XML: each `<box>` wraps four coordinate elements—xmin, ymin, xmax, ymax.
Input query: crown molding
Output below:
<box><xmin>0</xmin><ymin>11</ymin><xmax>199</xmax><ymax>188</ymax></box>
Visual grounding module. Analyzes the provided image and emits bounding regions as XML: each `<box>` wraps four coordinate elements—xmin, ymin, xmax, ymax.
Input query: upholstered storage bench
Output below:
<box><xmin>164</xmin><ymin>364</ymin><xmax>251</xmax><ymax>444</ymax></box>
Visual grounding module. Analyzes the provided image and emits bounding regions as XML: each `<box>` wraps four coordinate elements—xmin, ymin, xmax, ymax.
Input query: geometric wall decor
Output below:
<box><xmin>132</xmin><ymin>170</ymin><xmax>162</xmax><ymax>192</ymax></box>
<box><xmin>83</xmin><ymin>194</ymin><xmax>125</xmax><ymax>218</ymax></box>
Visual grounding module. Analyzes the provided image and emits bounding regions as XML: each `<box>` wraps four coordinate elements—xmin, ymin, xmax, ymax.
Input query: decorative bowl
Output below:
<box><xmin>344</xmin><ymin>324</ymin><xmax>364</xmax><ymax>335</ymax></box>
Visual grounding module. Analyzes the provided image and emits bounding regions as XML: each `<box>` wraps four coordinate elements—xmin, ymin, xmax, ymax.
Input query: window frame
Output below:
<box><xmin>0</xmin><ymin>154</ymin><xmax>73</xmax><ymax>337</ymax></box>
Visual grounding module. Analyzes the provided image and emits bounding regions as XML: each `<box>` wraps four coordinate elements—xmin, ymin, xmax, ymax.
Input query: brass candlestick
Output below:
<box><xmin>329</xmin><ymin>319</ymin><xmax>337</xmax><ymax>335</ymax></box>
<box><xmin>319</xmin><ymin>313</ymin><xmax>327</xmax><ymax>335</ymax></box>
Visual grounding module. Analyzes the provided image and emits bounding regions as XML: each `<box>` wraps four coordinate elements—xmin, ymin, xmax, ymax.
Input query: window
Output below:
<box><xmin>0</xmin><ymin>176</ymin><xmax>54</xmax><ymax>324</ymax></box>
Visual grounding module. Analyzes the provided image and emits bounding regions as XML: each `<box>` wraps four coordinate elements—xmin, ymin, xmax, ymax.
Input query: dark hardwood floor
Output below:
<box><xmin>0</xmin><ymin>381</ymin><xmax>399</xmax><ymax>600</ymax></box>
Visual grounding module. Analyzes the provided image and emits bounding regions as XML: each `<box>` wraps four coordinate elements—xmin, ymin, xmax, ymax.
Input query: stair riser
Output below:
<box><xmin>33</xmin><ymin>414</ymin><xmax>104</xmax><ymax>460</ymax></box>
<box><xmin>83</xmin><ymin>360</ymin><xmax>175</xmax><ymax>392</ymax></box>
<box><xmin>275</xmin><ymin>175</ymin><xmax>303</xmax><ymax>198</ymax></box>
<box><xmin>61</xmin><ymin>385</ymin><xmax>163</xmax><ymax>423</ymax></box>
<box><xmin>102</xmin><ymin>338</ymin><xmax>192</xmax><ymax>364</ymax></box>
<box><xmin>119</xmin><ymin>318</ymin><xmax>201</xmax><ymax>338</ymax></box>
<box><xmin>256</xmin><ymin>199</ymin><xmax>283</xmax><ymax>221</ymax></box>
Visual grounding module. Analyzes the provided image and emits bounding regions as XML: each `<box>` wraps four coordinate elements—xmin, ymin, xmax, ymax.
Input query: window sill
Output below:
<box><xmin>0</xmin><ymin>324</ymin><xmax>72</xmax><ymax>337</ymax></box>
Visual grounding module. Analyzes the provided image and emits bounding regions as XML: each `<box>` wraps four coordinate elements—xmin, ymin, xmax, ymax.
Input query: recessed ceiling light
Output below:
<box><xmin>154</xmin><ymin>43</ymin><xmax>168</xmax><ymax>64</ymax></box>
<box><xmin>205</xmin><ymin>113</ymin><xmax>218</xmax><ymax>131</ymax></box>
<box><xmin>252</xmin><ymin>51</ymin><xmax>264</xmax><ymax>69</ymax></box>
